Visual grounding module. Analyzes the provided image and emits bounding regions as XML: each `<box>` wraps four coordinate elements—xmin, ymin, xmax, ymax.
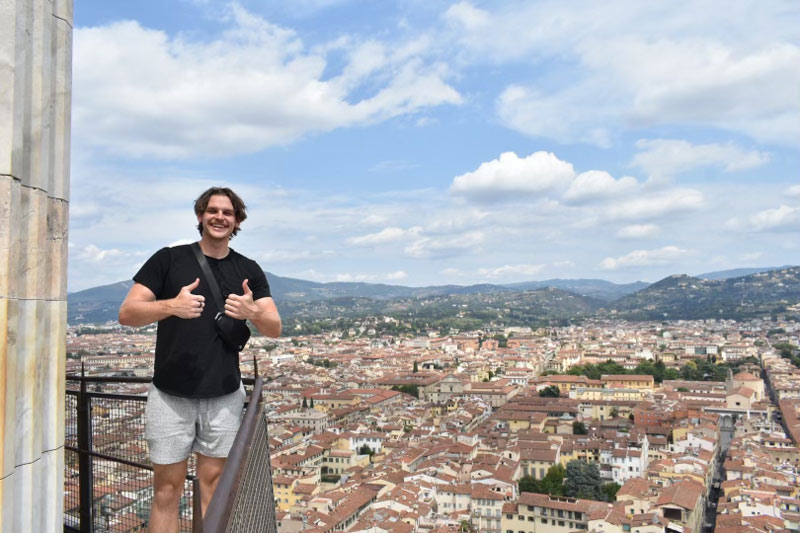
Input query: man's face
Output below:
<box><xmin>198</xmin><ymin>194</ymin><xmax>238</xmax><ymax>241</ymax></box>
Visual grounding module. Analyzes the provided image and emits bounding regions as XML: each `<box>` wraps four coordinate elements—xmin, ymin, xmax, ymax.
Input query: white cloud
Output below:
<box><xmin>477</xmin><ymin>263</ymin><xmax>546</xmax><ymax>279</ymax></box>
<box><xmin>552</xmin><ymin>260</ymin><xmax>576</xmax><ymax>270</ymax></box>
<box><xmin>595</xmin><ymin>40</ymin><xmax>800</xmax><ymax>147</ymax></box>
<box><xmin>335</xmin><ymin>273</ymin><xmax>377</xmax><ymax>282</ymax></box>
<box><xmin>257</xmin><ymin>250</ymin><xmax>333</xmax><ymax>263</ymax></box>
<box><xmin>76</xmin><ymin>244</ymin><xmax>125</xmax><ymax>263</ymax></box>
<box><xmin>359</xmin><ymin>214</ymin><xmax>389</xmax><ymax>226</ymax></box>
<box><xmin>606</xmin><ymin>188</ymin><xmax>705</xmax><ymax>220</ymax></box>
<box><xmin>332</xmin><ymin>270</ymin><xmax>406</xmax><ymax>282</ymax></box>
<box><xmin>632</xmin><ymin>139</ymin><xmax>770</xmax><ymax>181</ymax></box>
<box><xmin>600</xmin><ymin>246</ymin><xmax>691</xmax><ymax>270</ymax></box>
<box><xmin>443</xmin><ymin>2</ymin><xmax>490</xmax><ymax>31</ymax></box>
<box><xmin>346</xmin><ymin>226</ymin><xmax>421</xmax><ymax>246</ymax></box>
<box><xmin>450</xmin><ymin>151</ymin><xmax>575</xmax><ymax>201</ymax></box>
<box><xmin>73</xmin><ymin>5</ymin><xmax>461</xmax><ymax>159</ymax></box>
<box><xmin>726</xmin><ymin>205</ymin><xmax>800</xmax><ymax>232</ymax></box>
<box><xmin>167</xmin><ymin>238</ymin><xmax>196</xmax><ymax>247</ymax></box>
<box><xmin>616</xmin><ymin>224</ymin><xmax>660</xmax><ymax>239</ymax></box>
<box><xmin>739</xmin><ymin>252</ymin><xmax>763</xmax><ymax>262</ymax></box>
<box><xmin>404</xmin><ymin>231</ymin><xmax>485</xmax><ymax>259</ymax></box>
<box><xmin>563</xmin><ymin>170</ymin><xmax>638</xmax><ymax>204</ymax></box>
<box><xmin>785</xmin><ymin>185</ymin><xmax>800</xmax><ymax>198</ymax></box>
<box><xmin>448</xmin><ymin>2</ymin><xmax>800</xmax><ymax>146</ymax></box>
<box><xmin>426</xmin><ymin>208</ymin><xmax>490</xmax><ymax>233</ymax></box>
<box><xmin>496</xmin><ymin>85</ymin><xmax>613</xmax><ymax>147</ymax></box>
<box><xmin>294</xmin><ymin>269</ymin><xmax>325</xmax><ymax>281</ymax></box>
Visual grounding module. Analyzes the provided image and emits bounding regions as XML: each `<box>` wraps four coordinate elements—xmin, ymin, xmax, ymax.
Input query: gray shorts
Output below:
<box><xmin>145</xmin><ymin>383</ymin><xmax>245</xmax><ymax>465</ymax></box>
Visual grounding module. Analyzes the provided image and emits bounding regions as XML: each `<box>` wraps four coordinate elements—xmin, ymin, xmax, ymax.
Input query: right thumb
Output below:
<box><xmin>185</xmin><ymin>278</ymin><xmax>200</xmax><ymax>292</ymax></box>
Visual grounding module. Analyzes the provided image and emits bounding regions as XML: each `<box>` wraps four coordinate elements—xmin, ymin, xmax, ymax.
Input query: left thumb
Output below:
<box><xmin>242</xmin><ymin>279</ymin><xmax>252</xmax><ymax>294</ymax></box>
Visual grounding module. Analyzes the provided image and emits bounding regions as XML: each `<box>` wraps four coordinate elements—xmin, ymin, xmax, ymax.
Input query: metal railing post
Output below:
<box><xmin>77</xmin><ymin>364</ymin><xmax>94</xmax><ymax>532</ymax></box>
<box><xmin>192</xmin><ymin>477</ymin><xmax>204</xmax><ymax>533</ymax></box>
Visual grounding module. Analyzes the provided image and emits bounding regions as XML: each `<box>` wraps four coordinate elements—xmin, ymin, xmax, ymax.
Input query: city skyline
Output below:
<box><xmin>68</xmin><ymin>0</ymin><xmax>800</xmax><ymax>292</ymax></box>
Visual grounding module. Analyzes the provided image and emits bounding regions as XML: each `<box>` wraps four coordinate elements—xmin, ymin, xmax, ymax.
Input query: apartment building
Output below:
<box><xmin>501</xmin><ymin>493</ymin><xmax>609</xmax><ymax>533</ymax></box>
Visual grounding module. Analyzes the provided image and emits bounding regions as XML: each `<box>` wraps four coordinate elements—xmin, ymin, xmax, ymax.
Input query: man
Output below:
<box><xmin>119</xmin><ymin>187</ymin><xmax>281</xmax><ymax>532</ymax></box>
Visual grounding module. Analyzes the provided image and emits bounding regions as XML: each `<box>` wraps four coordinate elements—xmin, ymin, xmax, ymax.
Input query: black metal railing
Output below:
<box><xmin>65</xmin><ymin>373</ymin><xmax>275</xmax><ymax>533</ymax></box>
<box><xmin>199</xmin><ymin>375</ymin><xmax>278</xmax><ymax>533</ymax></box>
<box><xmin>65</xmin><ymin>375</ymin><xmax>194</xmax><ymax>532</ymax></box>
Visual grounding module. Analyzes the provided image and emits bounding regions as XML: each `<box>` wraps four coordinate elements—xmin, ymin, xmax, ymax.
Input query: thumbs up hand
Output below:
<box><xmin>224</xmin><ymin>279</ymin><xmax>257</xmax><ymax>320</ymax></box>
<box><xmin>172</xmin><ymin>278</ymin><xmax>206</xmax><ymax>319</ymax></box>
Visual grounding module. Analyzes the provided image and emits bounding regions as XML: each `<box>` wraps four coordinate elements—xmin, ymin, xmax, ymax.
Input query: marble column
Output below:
<box><xmin>0</xmin><ymin>0</ymin><xmax>72</xmax><ymax>531</ymax></box>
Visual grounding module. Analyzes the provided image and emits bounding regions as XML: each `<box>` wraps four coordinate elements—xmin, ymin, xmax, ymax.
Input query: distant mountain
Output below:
<box><xmin>67</xmin><ymin>274</ymin><xmax>644</xmax><ymax>324</ymax></box>
<box><xmin>69</xmin><ymin>266</ymin><xmax>799</xmax><ymax>325</ymax></box>
<box><xmin>697</xmin><ymin>266</ymin><xmax>792</xmax><ymax>280</ymax></box>
<box><xmin>269</xmin><ymin>276</ymin><xmax>418</xmax><ymax>301</ymax></box>
<box><xmin>393</xmin><ymin>286</ymin><xmax>606</xmax><ymax>325</ymax></box>
<box><xmin>503</xmin><ymin>279</ymin><xmax>649</xmax><ymax>302</ymax></box>
<box><xmin>611</xmin><ymin>266</ymin><xmax>800</xmax><ymax>320</ymax></box>
<box><xmin>69</xmin><ymin>280</ymin><xmax>134</xmax><ymax>324</ymax></box>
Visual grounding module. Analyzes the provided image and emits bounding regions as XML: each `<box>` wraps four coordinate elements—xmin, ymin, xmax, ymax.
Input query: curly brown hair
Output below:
<box><xmin>194</xmin><ymin>187</ymin><xmax>247</xmax><ymax>238</ymax></box>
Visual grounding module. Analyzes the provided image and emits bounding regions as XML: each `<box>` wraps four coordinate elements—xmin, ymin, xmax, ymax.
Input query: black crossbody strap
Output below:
<box><xmin>191</xmin><ymin>242</ymin><xmax>225</xmax><ymax>312</ymax></box>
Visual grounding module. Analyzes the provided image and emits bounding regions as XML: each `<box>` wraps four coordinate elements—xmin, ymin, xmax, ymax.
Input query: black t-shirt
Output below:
<box><xmin>133</xmin><ymin>244</ymin><xmax>271</xmax><ymax>398</ymax></box>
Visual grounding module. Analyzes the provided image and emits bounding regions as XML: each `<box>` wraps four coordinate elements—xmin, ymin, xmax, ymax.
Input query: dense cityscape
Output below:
<box><xmin>66</xmin><ymin>315</ymin><xmax>800</xmax><ymax>533</ymax></box>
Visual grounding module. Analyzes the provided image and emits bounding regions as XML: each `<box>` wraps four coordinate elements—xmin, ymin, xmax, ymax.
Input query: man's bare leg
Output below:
<box><xmin>149</xmin><ymin>460</ymin><xmax>189</xmax><ymax>533</ymax></box>
<box><xmin>196</xmin><ymin>454</ymin><xmax>227</xmax><ymax>517</ymax></box>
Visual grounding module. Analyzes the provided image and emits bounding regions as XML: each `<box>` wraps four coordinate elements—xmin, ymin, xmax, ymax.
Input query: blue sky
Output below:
<box><xmin>68</xmin><ymin>0</ymin><xmax>800</xmax><ymax>292</ymax></box>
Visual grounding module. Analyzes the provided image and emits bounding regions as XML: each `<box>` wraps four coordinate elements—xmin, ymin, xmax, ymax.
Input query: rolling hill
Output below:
<box><xmin>611</xmin><ymin>266</ymin><xmax>800</xmax><ymax>320</ymax></box>
<box><xmin>67</xmin><ymin>266</ymin><xmax>799</xmax><ymax>325</ymax></box>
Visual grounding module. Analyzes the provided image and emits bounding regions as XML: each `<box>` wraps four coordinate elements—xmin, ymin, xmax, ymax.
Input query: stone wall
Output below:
<box><xmin>0</xmin><ymin>0</ymin><xmax>72</xmax><ymax>531</ymax></box>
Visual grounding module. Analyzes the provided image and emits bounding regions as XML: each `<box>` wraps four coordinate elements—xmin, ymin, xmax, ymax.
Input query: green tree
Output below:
<box><xmin>634</xmin><ymin>360</ymin><xmax>655</xmax><ymax>378</ymax></box>
<box><xmin>680</xmin><ymin>360</ymin><xmax>699</xmax><ymax>380</ymax></box>
<box><xmin>602</xmin><ymin>482</ymin><xmax>621</xmax><ymax>502</ymax></box>
<box><xmin>653</xmin><ymin>360</ymin><xmax>666</xmax><ymax>382</ymax></box>
<box><xmin>459</xmin><ymin>520</ymin><xmax>477</xmax><ymax>532</ymax></box>
<box><xmin>358</xmin><ymin>444</ymin><xmax>374</xmax><ymax>456</ymax></box>
<box><xmin>597</xmin><ymin>360</ymin><xmax>626</xmax><ymax>375</ymax></box>
<box><xmin>539</xmin><ymin>385</ymin><xmax>561</xmax><ymax>398</ymax></box>
<box><xmin>775</xmin><ymin>342</ymin><xmax>798</xmax><ymax>360</ymax></box>
<box><xmin>519</xmin><ymin>476</ymin><xmax>542</xmax><ymax>494</ymax></box>
<box><xmin>392</xmin><ymin>384</ymin><xmax>419</xmax><ymax>398</ymax></box>
<box><xmin>541</xmin><ymin>464</ymin><xmax>566</xmax><ymax>496</ymax></box>
<box><xmin>302</xmin><ymin>397</ymin><xmax>308</xmax><ymax>409</ymax></box>
<box><xmin>567</xmin><ymin>365</ymin><xmax>584</xmax><ymax>376</ymax></box>
<box><xmin>519</xmin><ymin>465</ymin><xmax>565</xmax><ymax>496</ymax></box>
<box><xmin>564</xmin><ymin>460</ymin><xmax>604</xmax><ymax>501</ymax></box>
<box><xmin>663</xmin><ymin>368</ymin><xmax>680</xmax><ymax>380</ymax></box>
<box><xmin>573</xmin><ymin>421</ymin><xmax>588</xmax><ymax>434</ymax></box>
<box><xmin>310</xmin><ymin>397</ymin><xmax>315</xmax><ymax>408</ymax></box>
<box><xmin>568</xmin><ymin>363</ymin><xmax>601</xmax><ymax>380</ymax></box>
<box><xmin>413</xmin><ymin>360</ymin><xmax>419</xmax><ymax>373</ymax></box>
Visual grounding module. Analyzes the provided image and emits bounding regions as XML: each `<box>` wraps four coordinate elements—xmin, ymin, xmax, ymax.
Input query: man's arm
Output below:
<box><xmin>224</xmin><ymin>280</ymin><xmax>282</xmax><ymax>338</ymax></box>
<box><xmin>119</xmin><ymin>279</ymin><xmax>206</xmax><ymax>327</ymax></box>
<box><xmin>249</xmin><ymin>297</ymin><xmax>282</xmax><ymax>338</ymax></box>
